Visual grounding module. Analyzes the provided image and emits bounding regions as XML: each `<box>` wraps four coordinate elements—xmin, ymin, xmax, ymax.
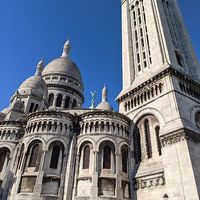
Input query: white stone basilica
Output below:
<box><xmin>0</xmin><ymin>0</ymin><xmax>200</xmax><ymax>200</ymax></box>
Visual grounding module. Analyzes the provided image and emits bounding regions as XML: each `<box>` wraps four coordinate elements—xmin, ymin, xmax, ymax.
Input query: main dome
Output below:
<box><xmin>42</xmin><ymin>40</ymin><xmax>83</xmax><ymax>86</ymax></box>
<box><xmin>42</xmin><ymin>56</ymin><xmax>83</xmax><ymax>85</ymax></box>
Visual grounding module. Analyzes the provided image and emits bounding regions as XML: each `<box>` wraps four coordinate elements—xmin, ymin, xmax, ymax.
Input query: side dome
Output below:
<box><xmin>18</xmin><ymin>60</ymin><xmax>48</xmax><ymax>99</ymax></box>
<box><xmin>19</xmin><ymin>76</ymin><xmax>48</xmax><ymax>99</ymax></box>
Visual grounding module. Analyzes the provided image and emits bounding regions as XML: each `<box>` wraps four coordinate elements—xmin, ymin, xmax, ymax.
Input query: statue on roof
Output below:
<box><xmin>90</xmin><ymin>90</ymin><xmax>96</xmax><ymax>109</ymax></box>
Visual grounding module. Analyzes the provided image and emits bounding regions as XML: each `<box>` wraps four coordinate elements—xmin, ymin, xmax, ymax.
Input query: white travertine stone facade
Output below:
<box><xmin>0</xmin><ymin>0</ymin><xmax>200</xmax><ymax>199</ymax></box>
<box><xmin>118</xmin><ymin>0</ymin><xmax>200</xmax><ymax>199</ymax></box>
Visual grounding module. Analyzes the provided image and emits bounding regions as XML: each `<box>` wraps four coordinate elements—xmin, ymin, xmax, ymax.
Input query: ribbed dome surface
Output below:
<box><xmin>42</xmin><ymin>56</ymin><xmax>83</xmax><ymax>85</ymax></box>
<box><xmin>19</xmin><ymin>75</ymin><xmax>48</xmax><ymax>99</ymax></box>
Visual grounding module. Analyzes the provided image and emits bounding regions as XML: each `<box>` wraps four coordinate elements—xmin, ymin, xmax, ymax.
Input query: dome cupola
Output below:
<box><xmin>96</xmin><ymin>85</ymin><xmax>113</xmax><ymax>111</ymax></box>
<box><xmin>8</xmin><ymin>60</ymin><xmax>49</xmax><ymax>116</ymax></box>
<box><xmin>42</xmin><ymin>40</ymin><xmax>84</xmax><ymax>110</ymax></box>
<box><xmin>18</xmin><ymin>59</ymin><xmax>48</xmax><ymax>100</ymax></box>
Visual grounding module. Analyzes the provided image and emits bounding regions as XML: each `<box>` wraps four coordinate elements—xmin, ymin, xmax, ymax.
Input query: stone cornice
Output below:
<box><xmin>26</xmin><ymin>110</ymin><xmax>74</xmax><ymax>121</ymax></box>
<box><xmin>80</xmin><ymin>110</ymin><xmax>131</xmax><ymax>124</ymax></box>
<box><xmin>117</xmin><ymin>67</ymin><xmax>200</xmax><ymax>103</ymax></box>
<box><xmin>133</xmin><ymin>171</ymin><xmax>165</xmax><ymax>190</ymax></box>
<box><xmin>0</xmin><ymin>120</ymin><xmax>25</xmax><ymax>127</ymax></box>
<box><xmin>161</xmin><ymin>128</ymin><xmax>200</xmax><ymax>147</ymax></box>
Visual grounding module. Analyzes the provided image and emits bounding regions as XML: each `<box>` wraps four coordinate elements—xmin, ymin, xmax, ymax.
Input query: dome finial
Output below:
<box><xmin>62</xmin><ymin>39</ymin><xmax>71</xmax><ymax>57</ymax></box>
<box><xmin>102</xmin><ymin>84</ymin><xmax>107</xmax><ymax>102</ymax></box>
<box><xmin>35</xmin><ymin>58</ymin><xmax>44</xmax><ymax>76</ymax></box>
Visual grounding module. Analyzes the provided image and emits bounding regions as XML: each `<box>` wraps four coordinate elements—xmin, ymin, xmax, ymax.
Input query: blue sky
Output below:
<box><xmin>0</xmin><ymin>0</ymin><xmax>200</xmax><ymax>111</ymax></box>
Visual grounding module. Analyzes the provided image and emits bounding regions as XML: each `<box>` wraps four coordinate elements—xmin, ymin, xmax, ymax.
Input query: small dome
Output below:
<box><xmin>42</xmin><ymin>56</ymin><xmax>83</xmax><ymax>85</ymax></box>
<box><xmin>96</xmin><ymin>86</ymin><xmax>113</xmax><ymax>111</ymax></box>
<box><xmin>18</xmin><ymin>60</ymin><xmax>48</xmax><ymax>99</ymax></box>
<box><xmin>96</xmin><ymin>101</ymin><xmax>113</xmax><ymax>111</ymax></box>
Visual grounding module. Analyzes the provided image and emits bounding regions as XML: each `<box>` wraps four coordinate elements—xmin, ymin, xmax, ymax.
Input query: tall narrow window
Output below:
<box><xmin>134</xmin><ymin>127</ymin><xmax>141</xmax><ymax>164</ymax></box>
<box><xmin>83</xmin><ymin>145</ymin><xmax>90</xmax><ymax>169</ymax></box>
<box><xmin>48</xmin><ymin>93</ymin><xmax>54</xmax><ymax>106</ymax></box>
<box><xmin>34</xmin><ymin>104</ymin><xmax>39</xmax><ymax>112</ymax></box>
<box><xmin>144</xmin><ymin>119</ymin><xmax>152</xmax><ymax>159</ymax></box>
<box><xmin>0</xmin><ymin>149</ymin><xmax>9</xmax><ymax>172</ymax></box>
<box><xmin>64</xmin><ymin>96</ymin><xmax>70</xmax><ymax>108</ymax></box>
<box><xmin>155</xmin><ymin>126</ymin><xmax>162</xmax><ymax>156</ymax></box>
<box><xmin>28</xmin><ymin>144</ymin><xmax>42</xmax><ymax>169</ymax></box>
<box><xmin>50</xmin><ymin>145</ymin><xmax>60</xmax><ymax>169</ymax></box>
<box><xmin>29</xmin><ymin>103</ymin><xmax>34</xmax><ymax>113</ymax></box>
<box><xmin>122</xmin><ymin>147</ymin><xmax>128</xmax><ymax>173</ymax></box>
<box><xmin>103</xmin><ymin>146</ymin><xmax>111</xmax><ymax>169</ymax></box>
<box><xmin>56</xmin><ymin>94</ymin><xmax>63</xmax><ymax>107</ymax></box>
<box><xmin>72</xmin><ymin>99</ymin><xmax>77</xmax><ymax>108</ymax></box>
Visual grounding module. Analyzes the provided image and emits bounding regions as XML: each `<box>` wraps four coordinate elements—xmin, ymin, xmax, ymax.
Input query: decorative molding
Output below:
<box><xmin>117</xmin><ymin>67</ymin><xmax>200</xmax><ymax>103</ymax></box>
<box><xmin>161</xmin><ymin>128</ymin><xmax>200</xmax><ymax>147</ymax></box>
<box><xmin>133</xmin><ymin>172</ymin><xmax>165</xmax><ymax>190</ymax></box>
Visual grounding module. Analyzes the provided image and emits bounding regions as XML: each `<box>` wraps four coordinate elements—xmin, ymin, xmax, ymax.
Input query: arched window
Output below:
<box><xmin>29</xmin><ymin>103</ymin><xmax>34</xmax><ymax>113</ymax></box>
<box><xmin>28</xmin><ymin>143</ymin><xmax>42</xmax><ymax>169</ymax></box>
<box><xmin>72</xmin><ymin>99</ymin><xmax>77</xmax><ymax>108</ymax></box>
<box><xmin>134</xmin><ymin>127</ymin><xmax>141</xmax><ymax>164</ymax></box>
<box><xmin>50</xmin><ymin>145</ymin><xmax>60</xmax><ymax>169</ymax></box>
<box><xmin>100</xmin><ymin>122</ymin><xmax>104</xmax><ymax>132</ymax></box>
<box><xmin>144</xmin><ymin>119</ymin><xmax>152</xmax><ymax>159</ymax></box>
<box><xmin>103</xmin><ymin>145</ymin><xmax>111</xmax><ymax>169</ymax></box>
<box><xmin>121</xmin><ymin>146</ymin><xmax>128</xmax><ymax>173</ymax></box>
<box><xmin>90</xmin><ymin>122</ymin><xmax>94</xmax><ymax>132</ymax></box>
<box><xmin>48</xmin><ymin>93</ymin><xmax>54</xmax><ymax>106</ymax></box>
<box><xmin>0</xmin><ymin>148</ymin><xmax>9</xmax><ymax>172</ymax></box>
<box><xmin>155</xmin><ymin>126</ymin><xmax>162</xmax><ymax>156</ymax></box>
<box><xmin>64</xmin><ymin>96</ymin><xmax>70</xmax><ymax>108</ymax></box>
<box><xmin>95</xmin><ymin>122</ymin><xmax>99</xmax><ymax>132</ymax></box>
<box><xmin>56</xmin><ymin>94</ymin><xmax>63</xmax><ymax>107</ymax></box>
<box><xmin>34</xmin><ymin>104</ymin><xmax>39</xmax><ymax>112</ymax></box>
<box><xmin>83</xmin><ymin>145</ymin><xmax>90</xmax><ymax>169</ymax></box>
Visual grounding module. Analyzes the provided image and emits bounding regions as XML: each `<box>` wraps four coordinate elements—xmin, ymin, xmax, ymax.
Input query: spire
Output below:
<box><xmin>62</xmin><ymin>39</ymin><xmax>71</xmax><ymax>57</ymax></box>
<box><xmin>102</xmin><ymin>84</ymin><xmax>107</xmax><ymax>102</ymax></box>
<box><xmin>35</xmin><ymin>59</ymin><xmax>44</xmax><ymax>76</ymax></box>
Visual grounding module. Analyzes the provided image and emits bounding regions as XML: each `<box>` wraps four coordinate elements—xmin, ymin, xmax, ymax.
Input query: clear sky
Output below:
<box><xmin>0</xmin><ymin>0</ymin><xmax>200</xmax><ymax>111</ymax></box>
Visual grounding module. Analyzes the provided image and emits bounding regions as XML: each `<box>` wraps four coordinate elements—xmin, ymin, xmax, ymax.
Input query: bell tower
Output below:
<box><xmin>121</xmin><ymin>0</ymin><xmax>200</xmax><ymax>91</ymax></box>
<box><xmin>118</xmin><ymin>0</ymin><xmax>200</xmax><ymax>199</ymax></box>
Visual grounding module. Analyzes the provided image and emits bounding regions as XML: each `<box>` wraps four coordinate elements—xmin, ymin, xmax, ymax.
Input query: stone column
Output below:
<box><xmin>90</xmin><ymin>151</ymin><xmax>98</xmax><ymax>200</ymax></box>
<box><xmin>115</xmin><ymin>153</ymin><xmax>122</xmax><ymax>198</ymax></box>
<box><xmin>53</xmin><ymin>93</ymin><xmax>58</xmax><ymax>107</ymax></box>
<box><xmin>61</xmin><ymin>95</ymin><xmax>66</xmax><ymax>108</ymax></box>
<box><xmin>33</xmin><ymin>150</ymin><xmax>47</xmax><ymax>196</ymax></box>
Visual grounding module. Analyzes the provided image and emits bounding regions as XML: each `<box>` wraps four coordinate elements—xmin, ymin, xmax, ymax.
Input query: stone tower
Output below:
<box><xmin>117</xmin><ymin>0</ymin><xmax>200</xmax><ymax>199</ymax></box>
